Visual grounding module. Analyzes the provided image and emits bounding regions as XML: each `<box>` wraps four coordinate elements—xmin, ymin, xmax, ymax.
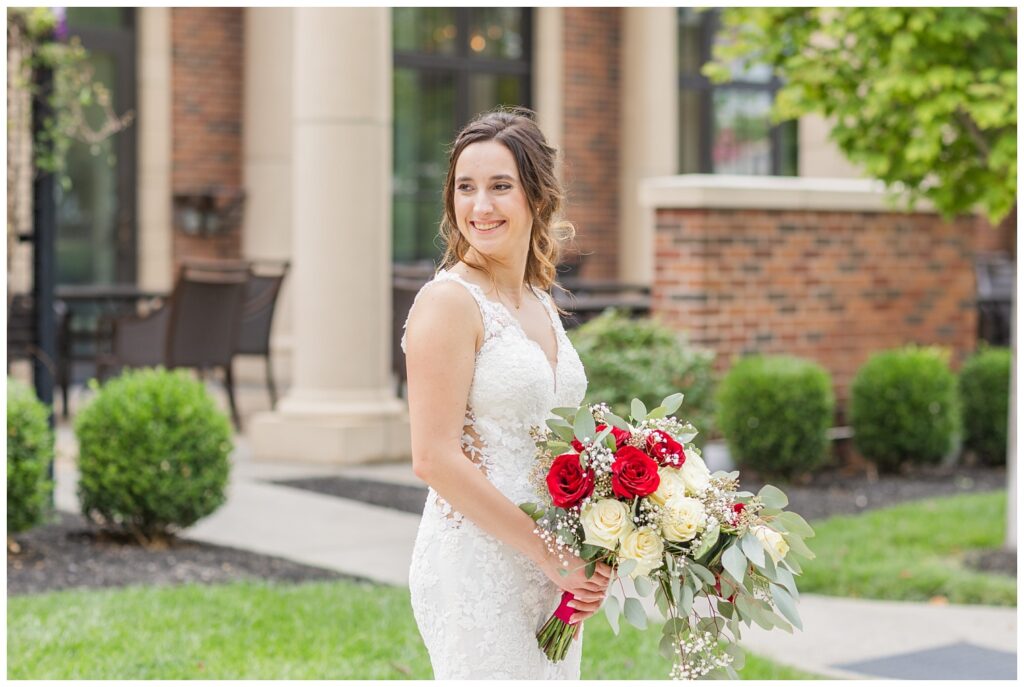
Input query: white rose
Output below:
<box><xmin>660</xmin><ymin>496</ymin><xmax>706</xmax><ymax>542</ymax></box>
<box><xmin>678</xmin><ymin>449</ymin><xmax>711</xmax><ymax>495</ymax></box>
<box><xmin>752</xmin><ymin>524</ymin><xmax>790</xmax><ymax>564</ymax></box>
<box><xmin>581</xmin><ymin>499</ymin><xmax>635</xmax><ymax>551</ymax></box>
<box><xmin>618</xmin><ymin>528</ymin><xmax>665</xmax><ymax>578</ymax></box>
<box><xmin>649</xmin><ymin>467</ymin><xmax>687</xmax><ymax>507</ymax></box>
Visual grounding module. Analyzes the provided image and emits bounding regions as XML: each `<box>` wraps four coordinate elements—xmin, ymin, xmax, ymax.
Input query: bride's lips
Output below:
<box><xmin>470</xmin><ymin>219</ymin><xmax>506</xmax><ymax>233</ymax></box>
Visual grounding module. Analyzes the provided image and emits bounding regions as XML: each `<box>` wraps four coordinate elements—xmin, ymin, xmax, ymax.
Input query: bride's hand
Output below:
<box><xmin>538</xmin><ymin>551</ymin><xmax>613</xmax><ymax>626</ymax></box>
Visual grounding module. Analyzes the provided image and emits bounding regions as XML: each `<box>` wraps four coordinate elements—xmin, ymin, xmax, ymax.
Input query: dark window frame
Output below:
<box><xmin>679</xmin><ymin>8</ymin><xmax>796</xmax><ymax>176</ymax></box>
<box><xmin>392</xmin><ymin>8</ymin><xmax>533</xmax><ymax>263</ymax></box>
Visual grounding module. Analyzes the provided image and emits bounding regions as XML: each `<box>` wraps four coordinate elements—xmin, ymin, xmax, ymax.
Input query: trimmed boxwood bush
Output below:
<box><xmin>7</xmin><ymin>378</ymin><xmax>55</xmax><ymax>534</ymax></box>
<box><xmin>850</xmin><ymin>345</ymin><xmax>960</xmax><ymax>473</ymax></box>
<box><xmin>568</xmin><ymin>309</ymin><xmax>717</xmax><ymax>448</ymax></box>
<box><xmin>75</xmin><ymin>367</ymin><xmax>233</xmax><ymax>545</ymax></box>
<box><xmin>715</xmin><ymin>354</ymin><xmax>834</xmax><ymax>480</ymax></box>
<box><xmin>959</xmin><ymin>345</ymin><xmax>1012</xmax><ymax>466</ymax></box>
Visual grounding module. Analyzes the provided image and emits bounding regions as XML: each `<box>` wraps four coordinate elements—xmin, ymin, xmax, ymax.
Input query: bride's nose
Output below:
<box><xmin>473</xmin><ymin>191</ymin><xmax>494</xmax><ymax>214</ymax></box>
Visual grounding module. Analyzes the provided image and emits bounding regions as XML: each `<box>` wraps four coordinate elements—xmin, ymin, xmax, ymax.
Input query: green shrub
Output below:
<box><xmin>959</xmin><ymin>345</ymin><xmax>1012</xmax><ymax>466</ymax></box>
<box><xmin>715</xmin><ymin>354</ymin><xmax>834</xmax><ymax>480</ymax></box>
<box><xmin>850</xmin><ymin>345</ymin><xmax>960</xmax><ymax>473</ymax></box>
<box><xmin>7</xmin><ymin>378</ymin><xmax>55</xmax><ymax>534</ymax></box>
<box><xmin>568</xmin><ymin>309</ymin><xmax>717</xmax><ymax>448</ymax></box>
<box><xmin>74</xmin><ymin>368</ymin><xmax>233</xmax><ymax>544</ymax></box>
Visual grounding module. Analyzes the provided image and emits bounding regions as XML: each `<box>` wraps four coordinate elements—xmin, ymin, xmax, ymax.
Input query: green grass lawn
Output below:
<box><xmin>7</xmin><ymin>579</ymin><xmax>818</xmax><ymax>680</ymax></box>
<box><xmin>798</xmin><ymin>490</ymin><xmax>1015</xmax><ymax>606</ymax></box>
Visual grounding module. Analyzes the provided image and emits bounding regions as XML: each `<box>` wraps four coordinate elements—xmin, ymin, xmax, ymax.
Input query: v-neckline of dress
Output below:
<box><xmin>442</xmin><ymin>269</ymin><xmax>561</xmax><ymax>395</ymax></box>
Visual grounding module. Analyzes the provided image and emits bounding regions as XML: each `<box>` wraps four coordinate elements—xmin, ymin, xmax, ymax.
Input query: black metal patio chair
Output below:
<box><xmin>97</xmin><ymin>261</ymin><xmax>251</xmax><ymax>429</ymax></box>
<box><xmin>235</xmin><ymin>260</ymin><xmax>290</xmax><ymax>408</ymax></box>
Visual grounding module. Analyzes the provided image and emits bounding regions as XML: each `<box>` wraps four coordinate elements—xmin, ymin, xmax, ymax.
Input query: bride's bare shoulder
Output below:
<box><xmin>405</xmin><ymin>278</ymin><xmax>483</xmax><ymax>351</ymax></box>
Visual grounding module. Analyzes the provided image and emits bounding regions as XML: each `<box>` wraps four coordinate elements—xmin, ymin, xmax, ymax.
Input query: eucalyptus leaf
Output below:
<box><xmin>762</xmin><ymin>607</ymin><xmax>793</xmax><ymax>633</ymax></box>
<box><xmin>758</xmin><ymin>551</ymin><xmax>779</xmax><ymax>581</ymax></box>
<box><xmin>770</xmin><ymin>583</ymin><xmax>803</xmax><ymax>630</ymax></box>
<box><xmin>551</xmin><ymin>406</ymin><xmax>578</xmax><ymax>421</ymax></box>
<box><xmin>654</xmin><ymin>584</ymin><xmax>669</xmax><ymax>617</ymax></box>
<box><xmin>688</xmin><ymin>562</ymin><xmax>717</xmax><ymax>588</ymax></box>
<box><xmin>721</xmin><ymin>543</ymin><xmax>748</xmax><ymax>585</ymax></box>
<box><xmin>784</xmin><ymin>532</ymin><xmax>816</xmax><ymax>560</ymax></box>
<box><xmin>518</xmin><ymin>502</ymin><xmax>536</xmax><ymax>516</ymax></box>
<box><xmin>734</xmin><ymin>593</ymin><xmax>756</xmax><ymax>624</ymax></box>
<box><xmin>691</xmin><ymin>523</ymin><xmax>720</xmax><ymax>560</ymax></box>
<box><xmin>603</xmin><ymin>412</ymin><xmax>631</xmax><ymax>431</ymax></box>
<box><xmin>725</xmin><ymin>642</ymin><xmax>746</xmax><ymax>670</ymax></box>
<box><xmin>547</xmin><ymin>440</ymin><xmax>571</xmax><ymax>454</ymax></box>
<box><xmin>774</xmin><ymin>565</ymin><xmax>799</xmax><ymax>598</ymax></box>
<box><xmin>740</xmin><ymin>531</ymin><xmax>766</xmax><ymax>568</ymax></box>
<box><xmin>783</xmin><ymin>555</ymin><xmax>803</xmax><ymax>575</ymax></box>
<box><xmin>585</xmin><ymin>560</ymin><xmax>597</xmax><ymax>579</ymax></box>
<box><xmin>573</xmin><ymin>407</ymin><xmax>596</xmax><ymax>442</ymax></box>
<box><xmin>661</xmin><ymin>392</ymin><xmax>684</xmax><ymax>415</ymax></box>
<box><xmin>623</xmin><ymin>597</ymin><xmax>648</xmax><ymax>630</ymax></box>
<box><xmin>545</xmin><ymin>418</ymin><xmax>575</xmax><ymax>443</ymax></box>
<box><xmin>717</xmin><ymin>600</ymin><xmax>735</xmax><ymax>618</ymax></box>
<box><xmin>647</xmin><ymin>405</ymin><xmax>667</xmax><ymax>419</ymax></box>
<box><xmin>696</xmin><ymin>615</ymin><xmax>726</xmax><ymax>636</ymax></box>
<box><xmin>679</xmin><ymin>582</ymin><xmax>694</xmax><ymax>616</ymax></box>
<box><xmin>777</xmin><ymin>510</ymin><xmax>816</xmax><ymax>538</ymax></box>
<box><xmin>633</xmin><ymin>574</ymin><xmax>654</xmax><ymax>597</ymax></box>
<box><xmin>617</xmin><ymin>558</ymin><xmax>637</xmax><ymax>578</ymax></box>
<box><xmin>759</xmin><ymin>507</ymin><xmax>783</xmax><ymax>518</ymax></box>
<box><xmin>757</xmin><ymin>484</ymin><xmax>789</xmax><ymax>509</ymax></box>
<box><xmin>603</xmin><ymin>593</ymin><xmax>621</xmax><ymax>635</ymax></box>
<box><xmin>630</xmin><ymin>398</ymin><xmax>647</xmax><ymax>422</ymax></box>
<box><xmin>594</xmin><ymin>424</ymin><xmax>613</xmax><ymax>444</ymax></box>
<box><xmin>658</xmin><ymin>632</ymin><xmax>676</xmax><ymax>661</ymax></box>
<box><xmin>662</xmin><ymin>617</ymin><xmax>689</xmax><ymax>636</ymax></box>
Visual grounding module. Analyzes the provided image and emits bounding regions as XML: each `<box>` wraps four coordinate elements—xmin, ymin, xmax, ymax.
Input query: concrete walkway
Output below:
<box><xmin>52</xmin><ymin>428</ymin><xmax>1018</xmax><ymax>680</ymax></box>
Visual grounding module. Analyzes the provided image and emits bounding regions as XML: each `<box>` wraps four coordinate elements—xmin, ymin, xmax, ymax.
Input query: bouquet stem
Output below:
<box><xmin>537</xmin><ymin>591</ymin><xmax>577</xmax><ymax>662</ymax></box>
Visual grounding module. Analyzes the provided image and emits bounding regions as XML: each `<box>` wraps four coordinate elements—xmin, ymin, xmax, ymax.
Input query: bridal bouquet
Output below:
<box><xmin>520</xmin><ymin>393</ymin><xmax>816</xmax><ymax>680</ymax></box>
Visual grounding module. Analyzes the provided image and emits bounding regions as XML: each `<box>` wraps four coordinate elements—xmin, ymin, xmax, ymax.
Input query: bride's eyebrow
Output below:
<box><xmin>455</xmin><ymin>174</ymin><xmax>517</xmax><ymax>183</ymax></box>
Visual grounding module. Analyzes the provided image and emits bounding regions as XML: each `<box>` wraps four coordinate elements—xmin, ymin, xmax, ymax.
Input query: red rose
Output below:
<box><xmin>610</xmin><ymin>446</ymin><xmax>661</xmax><ymax>499</ymax></box>
<box><xmin>546</xmin><ymin>453</ymin><xmax>595</xmax><ymax>509</ymax></box>
<box><xmin>571</xmin><ymin>424</ymin><xmax>632</xmax><ymax>452</ymax></box>
<box><xmin>646</xmin><ymin>429</ymin><xmax>684</xmax><ymax>468</ymax></box>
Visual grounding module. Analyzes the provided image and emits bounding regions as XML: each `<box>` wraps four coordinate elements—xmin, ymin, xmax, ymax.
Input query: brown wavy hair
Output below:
<box><xmin>437</xmin><ymin>106</ymin><xmax>575</xmax><ymax>296</ymax></box>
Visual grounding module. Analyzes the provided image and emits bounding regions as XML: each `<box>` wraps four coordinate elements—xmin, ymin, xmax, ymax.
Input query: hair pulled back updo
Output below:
<box><xmin>438</xmin><ymin>106</ymin><xmax>575</xmax><ymax>292</ymax></box>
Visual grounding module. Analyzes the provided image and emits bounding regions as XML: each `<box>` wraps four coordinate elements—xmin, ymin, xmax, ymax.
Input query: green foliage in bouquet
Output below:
<box><xmin>568</xmin><ymin>309</ymin><xmax>717</xmax><ymax>448</ymax></box>
<box><xmin>850</xmin><ymin>345</ymin><xmax>961</xmax><ymax>473</ymax></box>
<box><xmin>74</xmin><ymin>368</ymin><xmax>232</xmax><ymax>545</ymax></box>
<box><xmin>715</xmin><ymin>355</ymin><xmax>834</xmax><ymax>480</ymax></box>
<box><xmin>958</xmin><ymin>345</ymin><xmax>1012</xmax><ymax>466</ymax></box>
<box><xmin>7</xmin><ymin>378</ymin><xmax>55</xmax><ymax>534</ymax></box>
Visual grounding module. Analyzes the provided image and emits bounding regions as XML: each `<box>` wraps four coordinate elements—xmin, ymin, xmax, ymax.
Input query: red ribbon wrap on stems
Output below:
<box><xmin>537</xmin><ymin>590</ymin><xmax>578</xmax><ymax>662</ymax></box>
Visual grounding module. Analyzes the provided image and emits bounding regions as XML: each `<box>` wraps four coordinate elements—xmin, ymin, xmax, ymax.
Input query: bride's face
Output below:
<box><xmin>453</xmin><ymin>140</ymin><xmax>533</xmax><ymax>264</ymax></box>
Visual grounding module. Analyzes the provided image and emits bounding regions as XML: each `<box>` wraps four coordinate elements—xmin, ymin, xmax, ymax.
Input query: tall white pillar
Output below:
<box><xmin>240</xmin><ymin>8</ymin><xmax>294</xmax><ymax>385</ymax></box>
<box><xmin>249</xmin><ymin>7</ymin><xmax>410</xmax><ymax>464</ymax></box>
<box><xmin>619</xmin><ymin>8</ymin><xmax>679</xmax><ymax>284</ymax></box>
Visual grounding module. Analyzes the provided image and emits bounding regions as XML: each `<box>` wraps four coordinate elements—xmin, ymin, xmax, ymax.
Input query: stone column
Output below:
<box><xmin>619</xmin><ymin>7</ymin><xmax>678</xmax><ymax>284</ymax></box>
<box><xmin>249</xmin><ymin>7</ymin><xmax>410</xmax><ymax>464</ymax></box>
<box><xmin>136</xmin><ymin>7</ymin><xmax>173</xmax><ymax>292</ymax></box>
<box><xmin>239</xmin><ymin>8</ymin><xmax>294</xmax><ymax>386</ymax></box>
<box><xmin>533</xmin><ymin>8</ymin><xmax>564</xmax><ymax>183</ymax></box>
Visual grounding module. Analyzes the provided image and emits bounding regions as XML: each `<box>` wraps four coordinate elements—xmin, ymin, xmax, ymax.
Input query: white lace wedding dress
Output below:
<box><xmin>401</xmin><ymin>268</ymin><xmax>589</xmax><ymax>679</ymax></box>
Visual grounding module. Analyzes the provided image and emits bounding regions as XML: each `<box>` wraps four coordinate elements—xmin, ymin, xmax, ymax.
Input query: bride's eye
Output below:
<box><xmin>494</xmin><ymin>183</ymin><xmax>511</xmax><ymax>191</ymax></box>
<box><xmin>457</xmin><ymin>183</ymin><xmax>473</xmax><ymax>192</ymax></box>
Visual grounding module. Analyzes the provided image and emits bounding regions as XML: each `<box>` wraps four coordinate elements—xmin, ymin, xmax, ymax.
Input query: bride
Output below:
<box><xmin>401</xmin><ymin>107</ymin><xmax>613</xmax><ymax>679</ymax></box>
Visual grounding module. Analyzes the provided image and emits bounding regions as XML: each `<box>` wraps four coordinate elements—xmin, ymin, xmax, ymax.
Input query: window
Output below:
<box><xmin>57</xmin><ymin>8</ymin><xmax>137</xmax><ymax>285</ymax></box>
<box><xmin>678</xmin><ymin>8</ymin><xmax>797</xmax><ymax>176</ymax></box>
<box><xmin>392</xmin><ymin>8</ymin><xmax>532</xmax><ymax>263</ymax></box>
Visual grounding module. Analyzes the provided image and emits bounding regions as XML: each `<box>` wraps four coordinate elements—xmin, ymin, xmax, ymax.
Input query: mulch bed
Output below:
<box><xmin>7</xmin><ymin>511</ymin><xmax>353</xmax><ymax>597</ymax></box>
<box><xmin>8</xmin><ymin>465</ymin><xmax>1013</xmax><ymax>597</ymax></box>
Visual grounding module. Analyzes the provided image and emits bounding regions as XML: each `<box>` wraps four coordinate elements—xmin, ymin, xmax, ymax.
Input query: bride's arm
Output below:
<box><xmin>404</xmin><ymin>282</ymin><xmax>608</xmax><ymax>610</ymax></box>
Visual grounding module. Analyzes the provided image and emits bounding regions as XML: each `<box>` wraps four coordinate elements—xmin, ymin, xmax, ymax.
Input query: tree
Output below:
<box><xmin>705</xmin><ymin>7</ymin><xmax>1016</xmax><ymax>225</ymax></box>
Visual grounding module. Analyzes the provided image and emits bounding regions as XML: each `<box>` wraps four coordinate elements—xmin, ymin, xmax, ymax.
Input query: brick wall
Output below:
<box><xmin>171</xmin><ymin>8</ymin><xmax>244</xmax><ymax>266</ymax></box>
<box><xmin>561</xmin><ymin>8</ymin><xmax>620</xmax><ymax>280</ymax></box>
<box><xmin>653</xmin><ymin>208</ymin><xmax>983</xmax><ymax>419</ymax></box>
